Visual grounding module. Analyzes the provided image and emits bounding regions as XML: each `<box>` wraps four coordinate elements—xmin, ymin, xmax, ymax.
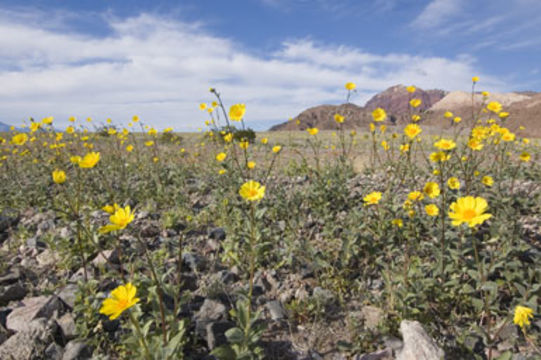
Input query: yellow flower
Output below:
<box><xmin>369</xmin><ymin>123</ymin><xmax>376</xmax><ymax>132</ymax></box>
<box><xmin>472</xmin><ymin>76</ymin><xmax>479</xmax><ymax>82</ymax></box>
<box><xmin>99</xmin><ymin>206</ymin><xmax>135</xmax><ymax>234</ymax></box>
<box><xmin>400</xmin><ymin>144</ymin><xmax>410</xmax><ymax>153</ymax></box>
<box><xmin>501</xmin><ymin>132</ymin><xmax>515</xmax><ymax>142</ymax></box>
<box><xmin>519</xmin><ymin>152</ymin><xmax>531</xmax><ymax>162</ymax></box>
<box><xmin>11</xmin><ymin>133</ymin><xmax>28</xmax><ymax>146</ymax></box>
<box><xmin>199</xmin><ymin>103</ymin><xmax>207</xmax><ymax>111</ymax></box>
<box><xmin>216</xmin><ymin>152</ymin><xmax>227</xmax><ymax>162</ymax></box>
<box><xmin>406</xmin><ymin>85</ymin><xmax>416</xmax><ymax>93</ymax></box>
<box><xmin>30</xmin><ymin>122</ymin><xmax>41</xmax><ymax>132</ymax></box>
<box><xmin>102</xmin><ymin>203</ymin><xmax>120</xmax><ymax>214</ymax></box>
<box><xmin>334</xmin><ymin>114</ymin><xmax>345</xmax><ymax>123</ymax></box>
<box><xmin>247</xmin><ymin>161</ymin><xmax>256</xmax><ymax>169</ymax></box>
<box><xmin>513</xmin><ymin>305</ymin><xmax>534</xmax><ymax>329</ymax></box>
<box><xmin>218</xmin><ymin>169</ymin><xmax>227</xmax><ymax>175</ymax></box>
<box><xmin>404</xmin><ymin>124</ymin><xmax>422</xmax><ymax>139</ymax></box>
<box><xmin>408</xmin><ymin>191</ymin><xmax>424</xmax><ymax>202</ymax></box>
<box><xmin>78</xmin><ymin>152</ymin><xmax>100</xmax><ymax>168</ymax></box>
<box><xmin>381</xmin><ymin>141</ymin><xmax>389</xmax><ymax>151</ymax></box>
<box><xmin>99</xmin><ymin>283</ymin><xmax>140</xmax><ymax>320</ymax></box>
<box><xmin>145</xmin><ymin>141</ymin><xmax>154</xmax><ymax>147</ymax></box>
<box><xmin>447</xmin><ymin>177</ymin><xmax>460</xmax><ymax>190</ymax></box>
<box><xmin>229</xmin><ymin>104</ymin><xmax>246</xmax><ymax>121</ymax></box>
<box><xmin>126</xmin><ymin>145</ymin><xmax>134</xmax><ymax>152</ymax></box>
<box><xmin>70</xmin><ymin>155</ymin><xmax>82</xmax><ymax>164</ymax></box>
<box><xmin>486</xmin><ymin>101</ymin><xmax>502</xmax><ymax>113</ymax></box>
<box><xmin>148</xmin><ymin>128</ymin><xmax>157</xmax><ymax>136</ymax></box>
<box><xmin>448</xmin><ymin>196</ymin><xmax>492</xmax><ymax>227</ymax></box>
<box><xmin>499</xmin><ymin>112</ymin><xmax>509</xmax><ymax>119</ymax></box>
<box><xmin>211</xmin><ymin>101</ymin><xmax>218</xmax><ymax>107</ymax></box>
<box><xmin>425</xmin><ymin>204</ymin><xmax>439</xmax><ymax>217</ymax></box>
<box><xmin>482</xmin><ymin>91</ymin><xmax>490</xmax><ymax>97</ymax></box>
<box><xmin>430</xmin><ymin>151</ymin><xmax>451</xmax><ymax>163</ymax></box>
<box><xmin>434</xmin><ymin>138</ymin><xmax>456</xmax><ymax>151</ymax></box>
<box><xmin>392</xmin><ymin>218</ymin><xmax>403</xmax><ymax>227</ymax></box>
<box><xmin>363</xmin><ymin>191</ymin><xmax>382</xmax><ymax>206</ymax></box>
<box><xmin>42</xmin><ymin>116</ymin><xmax>53</xmax><ymax>125</ymax></box>
<box><xmin>239</xmin><ymin>140</ymin><xmax>249</xmax><ymax>149</ymax></box>
<box><xmin>444</xmin><ymin>111</ymin><xmax>453</xmax><ymax>118</ymax></box>
<box><xmin>423</xmin><ymin>182</ymin><xmax>440</xmax><ymax>198</ymax></box>
<box><xmin>481</xmin><ymin>176</ymin><xmax>494</xmax><ymax>187</ymax></box>
<box><xmin>52</xmin><ymin>170</ymin><xmax>66</xmax><ymax>184</ymax></box>
<box><xmin>224</xmin><ymin>133</ymin><xmax>233</xmax><ymax>143</ymax></box>
<box><xmin>239</xmin><ymin>180</ymin><xmax>265</xmax><ymax>201</ymax></box>
<box><xmin>306</xmin><ymin>127</ymin><xmax>319</xmax><ymax>136</ymax></box>
<box><xmin>164</xmin><ymin>127</ymin><xmax>173</xmax><ymax>133</ymax></box>
<box><xmin>453</xmin><ymin>116</ymin><xmax>462</xmax><ymax>123</ymax></box>
<box><xmin>380</xmin><ymin>125</ymin><xmax>386</xmax><ymax>133</ymax></box>
<box><xmin>468</xmin><ymin>138</ymin><xmax>484</xmax><ymax>151</ymax></box>
<box><xmin>272</xmin><ymin>145</ymin><xmax>282</xmax><ymax>153</ymax></box>
<box><xmin>66</xmin><ymin>126</ymin><xmax>75</xmax><ymax>134</ymax></box>
<box><xmin>132</xmin><ymin>115</ymin><xmax>139</xmax><ymax>122</ymax></box>
<box><xmin>409</xmin><ymin>98</ymin><xmax>422</xmax><ymax>108</ymax></box>
<box><xmin>411</xmin><ymin>114</ymin><xmax>421</xmax><ymax>122</ymax></box>
<box><xmin>261</xmin><ymin>137</ymin><xmax>268</xmax><ymax>144</ymax></box>
<box><xmin>153</xmin><ymin>157</ymin><xmax>159</xmax><ymax>163</ymax></box>
<box><xmin>372</xmin><ymin>108</ymin><xmax>387</xmax><ymax>122</ymax></box>
<box><xmin>345</xmin><ymin>82</ymin><xmax>356</xmax><ymax>91</ymax></box>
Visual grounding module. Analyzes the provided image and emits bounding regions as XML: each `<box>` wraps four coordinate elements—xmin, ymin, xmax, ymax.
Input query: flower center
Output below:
<box><xmin>118</xmin><ymin>299</ymin><xmax>128</xmax><ymax>309</ymax></box>
<box><xmin>463</xmin><ymin>209</ymin><xmax>477</xmax><ymax>220</ymax></box>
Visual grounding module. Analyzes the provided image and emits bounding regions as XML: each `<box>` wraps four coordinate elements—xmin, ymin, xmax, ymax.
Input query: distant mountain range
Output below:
<box><xmin>269</xmin><ymin>85</ymin><xmax>541</xmax><ymax>136</ymax></box>
<box><xmin>0</xmin><ymin>121</ymin><xmax>13</xmax><ymax>132</ymax></box>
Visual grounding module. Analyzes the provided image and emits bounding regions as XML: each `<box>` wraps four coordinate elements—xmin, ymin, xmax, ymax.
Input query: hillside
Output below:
<box><xmin>0</xmin><ymin>121</ymin><xmax>13</xmax><ymax>132</ymax></box>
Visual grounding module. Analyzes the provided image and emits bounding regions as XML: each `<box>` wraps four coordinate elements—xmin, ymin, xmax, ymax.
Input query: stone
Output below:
<box><xmin>0</xmin><ymin>268</ymin><xmax>22</xmax><ymax>286</ymax></box>
<box><xmin>0</xmin><ymin>209</ymin><xmax>19</xmax><ymax>234</ymax></box>
<box><xmin>396</xmin><ymin>320</ymin><xmax>444</xmax><ymax>360</ymax></box>
<box><xmin>205</xmin><ymin>321</ymin><xmax>233</xmax><ymax>350</ymax></box>
<box><xmin>312</xmin><ymin>287</ymin><xmax>335</xmax><ymax>304</ymax></box>
<box><xmin>91</xmin><ymin>249</ymin><xmax>119</xmax><ymax>267</ymax></box>
<box><xmin>0</xmin><ymin>324</ymin><xmax>9</xmax><ymax>345</ymax></box>
<box><xmin>208</xmin><ymin>227</ymin><xmax>226</xmax><ymax>241</ymax></box>
<box><xmin>62</xmin><ymin>340</ymin><xmax>93</xmax><ymax>360</ymax></box>
<box><xmin>361</xmin><ymin>305</ymin><xmax>383</xmax><ymax>330</ymax></box>
<box><xmin>0</xmin><ymin>318</ymin><xmax>60</xmax><ymax>360</ymax></box>
<box><xmin>36</xmin><ymin>249</ymin><xmax>60</xmax><ymax>267</ymax></box>
<box><xmin>45</xmin><ymin>342</ymin><xmax>65</xmax><ymax>360</ymax></box>
<box><xmin>57</xmin><ymin>284</ymin><xmax>78</xmax><ymax>309</ymax></box>
<box><xmin>182</xmin><ymin>252</ymin><xmax>206</xmax><ymax>272</ymax></box>
<box><xmin>0</xmin><ymin>283</ymin><xmax>27</xmax><ymax>306</ymax></box>
<box><xmin>194</xmin><ymin>299</ymin><xmax>227</xmax><ymax>338</ymax></box>
<box><xmin>355</xmin><ymin>348</ymin><xmax>393</xmax><ymax>360</ymax></box>
<box><xmin>141</xmin><ymin>222</ymin><xmax>160</xmax><ymax>238</ymax></box>
<box><xmin>57</xmin><ymin>313</ymin><xmax>76</xmax><ymax>340</ymax></box>
<box><xmin>266</xmin><ymin>300</ymin><xmax>286</xmax><ymax>321</ymax></box>
<box><xmin>6</xmin><ymin>295</ymin><xmax>66</xmax><ymax>332</ymax></box>
<box><xmin>26</xmin><ymin>236</ymin><xmax>46</xmax><ymax>249</ymax></box>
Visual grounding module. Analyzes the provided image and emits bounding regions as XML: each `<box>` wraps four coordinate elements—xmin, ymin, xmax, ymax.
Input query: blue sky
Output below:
<box><xmin>0</xmin><ymin>0</ymin><xmax>540</xmax><ymax>130</ymax></box>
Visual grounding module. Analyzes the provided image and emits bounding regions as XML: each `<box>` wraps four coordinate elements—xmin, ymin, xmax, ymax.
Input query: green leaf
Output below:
<box><xmin>210</xmin><ymin>345</ymin><xmax>236</xmax><ymax>360</ymax></box>
<box><xmin>225</xmin><ymin>327</ymin><xmax>245</xmax><ymax>344</ymax></box>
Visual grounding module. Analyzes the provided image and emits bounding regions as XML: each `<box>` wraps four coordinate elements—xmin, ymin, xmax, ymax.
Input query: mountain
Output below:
<box><xmin>0</xmin><ymin>121</ymin><xmax>13</xmax><ymax>132</ymax></box>
<box><xmin>269</xmin><ymin>85</ymin><xmax>447</xmax><ymax>131</ymax></box>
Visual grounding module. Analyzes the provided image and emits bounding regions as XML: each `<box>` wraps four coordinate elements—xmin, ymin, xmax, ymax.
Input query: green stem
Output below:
<box><xmin>128</xmin><ymin>311</ymin><xmax>152</xmax><ymax>360</ymax></box>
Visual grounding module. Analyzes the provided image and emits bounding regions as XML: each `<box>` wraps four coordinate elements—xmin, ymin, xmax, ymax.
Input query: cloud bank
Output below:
<box><xmin>0</xmin><ymin>8</ymin><xmax>501</xmax><ymax>130</ymax></box>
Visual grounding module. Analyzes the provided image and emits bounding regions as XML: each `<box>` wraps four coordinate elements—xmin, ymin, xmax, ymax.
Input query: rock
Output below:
<box><xmin>6</xmin><ymin>295</ymin><xmax>66</xmax><ymax>332</ymax></box>
<box><xmin>312</xmin><ymin>287</ymin><xmax>335</xmax><ymax>305</ymax></box>
<box><xmin>141</xmin><ymin>222</ymin><xmax>160</xmax><ymax>238</ymax></box>
<box><xmin>62</xmin><ymin>340</ymin><xmax>92</xmax><ymax>360</ymax></box>
<box><xmin>266</xmin><ymin>300</ymin><xmax>286</xmax><ymax>321</ymax></box>
<box><xmin>45</xmin><ymin>342</ymin><xmax>64</xmax><ymax>360</ymax></box>
<box><xmin>208</xmin><ymin>227</ymin><xmax>226</xmax><ymax>241</ymax></box>
<box><xmin>396</xmin><ymin>320</ymin><xmax>444</xmax><ymax>360</ymax></box>
<box><xmin>0</xmin><ymin>324</ymin><xmax>9</xmax><ymax>345</ymax></box>
<box><xmin>0</xmin><ymin>209</ymin><xmax>19</xmax><ymax>234</ymax></box>
<box><xmin>57</xmin><ymin>313</ymin><xmax>76</xmax><ymax>340</ymax></box>
<box><xmin>182</xmin><ymin>252</ymin><xmax>206</xmax><ymax>272</ymax></box>
<box><xmin>91</xmin><ymin>249</ymin><xmax>119</xmax><ymax>267</ymax></box>
<box><xmin>36</xmin><ymin>249</ymin><xmax>60</xmax><ymax>267</ymax></box>
<box><xmin>179</xmin><ymin>273</ymin><xmax>198</xmax><ymax>292</ymax></box>
<box><xmin>205</xmin><ymin>321</ymin><xmax>233</xmax><ymax>350</ymax></box>
<box><xmin>0</xmin><ymin>283</ymin><xmax>26</xmax><ymax>306</ymax></box>
<box><xmin>57</xmin><ymin>284</ymin><xmax>78</xmax><ymax>309</ymax></box>
<box><xmin>26</xmin><ymin>236</ymin><xmax>46</xmax><ymax>249</ymax></box>
<box><xmin>355</xmin><ymin>348</ymin><xmax>393</xmax><ymax>360</ymax></box>
<box><xmin>69</xmin><ymin>267</ymin><xmax>93</xmax><ymax>283</ymax></box>
<box><xmin>0</xmin><ymin>268</ymin><xmax>22</xmax><ymax>286</ymax></box>
<box><xmin>0</xmin><ymin>318</ymin><xmax>60</xmax><ymax>360</ymax></box>
<box><xmin>361</xmin><ymin>305</ymin><xmax>383</xmax><ymax>331</ymax></box>
<box><xmin>383</xmin><ymin>335</ymin><xmax>403</xmax><ymax>353</ymax></box>
<box><xmin>194</xmin><ymin>299</ymin><xmax>227</xmax><ymax>338</ymax></box>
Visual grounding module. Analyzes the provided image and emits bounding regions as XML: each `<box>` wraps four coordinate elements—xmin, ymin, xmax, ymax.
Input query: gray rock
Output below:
<box><xmin>208</xmin><ymin>227</ymin><xmax>226</xmax><ymax>241</ymax></box>
<box><xmin>182</xmin><ymin>252</ymin><xmax>206</xmax><ymax>272</ymax></box>
<box><xmin>36</xmin><ymin>249</ymin><xmax>60</xmax><ymax>267</ymax></box>
<box><xmin>0</xmin><ymin>318</ymin><xmax>60</xmax><ymax>360</ymax></box>
<box><xmin>62</xmin><ymin>340</ymin><xmax>92</xmax><ymax>360</ymax></box>
<box><xmin>312</xmin><ymin>287</ymin><xmax>335</xmax><ymax>304</ymax></box>
<box><xmin>361</xmin><ymin>305</ymin><xmax>383</xmax><ymax>331</ymax></box>
<box><xmin>141</xmin><ymin>222</ymin><xmax>160</xmax><ymax>238</ymax></box>
<box><xmin>194</xmin><ymin>299</ymin><xmax>227</xmax><ymax>338</ymax></box>
<box><xmin>45</xmin><ymin>342</ymin><xmax>64</xmax><ymax>360</ymax></box>
<box><xmin>0</xmin><ymin>268</ymin><xmax>22</xmax><ymax>286</ymax></box>
<box><xmin>0</xmin><ymin>324</ymin><xmax>9</xmax><ymax>345</ymax></box>
<box><xmin>396</xmin><ymin>320</ymin><xmax>444</xmax><ymax>360</ymax></box>
<box><xmin>0</xmin><ymin>283</ymin><xmax>27</xmax><ymax>306</ymax></box>
<box><xmin>57</xmin><ymin>313</ymin><xmax>76</xmax><ymax>340</ymax></box>
<box><xmin>266</xmin><ymin>300</ymin><xmax>286</xmax><ymax>321</ymax></box>
<box><xmin>91</xmin><ymin>249</ymin><xmax>119</xmax><ymax>267</ymax></box>
<box><xmin>355</xmin><ymin>348</ymin><xmax>393</xmax><ymax>360</ymax></box>
<box><xmin>383</xmin><ymin>335</ymin><xmax>403</xmax><ymax>353</ymax></box>
<box><xmin>26</xmin><ymin>236</ymin><xmax>46</xmax><ymax>249</ymax></box>
<box><xmin>205</xmin><ymin>321</ymin><xmax>233</xmax><ymax>350</ymax></box>
<box><xmin>6</xmin><ymin>295</ymin><xmax>66</xmax><ymax>332</ymax></box>
<box><xmin>57</xmin><ymin>284</ymin><xmax>78</xmax><ymax>309</ymax></box>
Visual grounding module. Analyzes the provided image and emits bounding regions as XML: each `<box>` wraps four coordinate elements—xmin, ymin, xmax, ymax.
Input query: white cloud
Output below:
<box><xmin>0</xmin><ymin>9</ymin><xmax>499</xmax><ymax>130</ymax></box>
<box><xmin>412</xmin><ymin>0</ymin><xmax>464</xmax><ymax>29</ymax></box>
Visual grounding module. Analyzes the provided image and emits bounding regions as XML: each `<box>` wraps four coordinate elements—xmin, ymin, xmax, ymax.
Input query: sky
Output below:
<box><xmin>0</xmin><ymin>0</ymin><xmax>540</xmax><ymax>131</ymax></box>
